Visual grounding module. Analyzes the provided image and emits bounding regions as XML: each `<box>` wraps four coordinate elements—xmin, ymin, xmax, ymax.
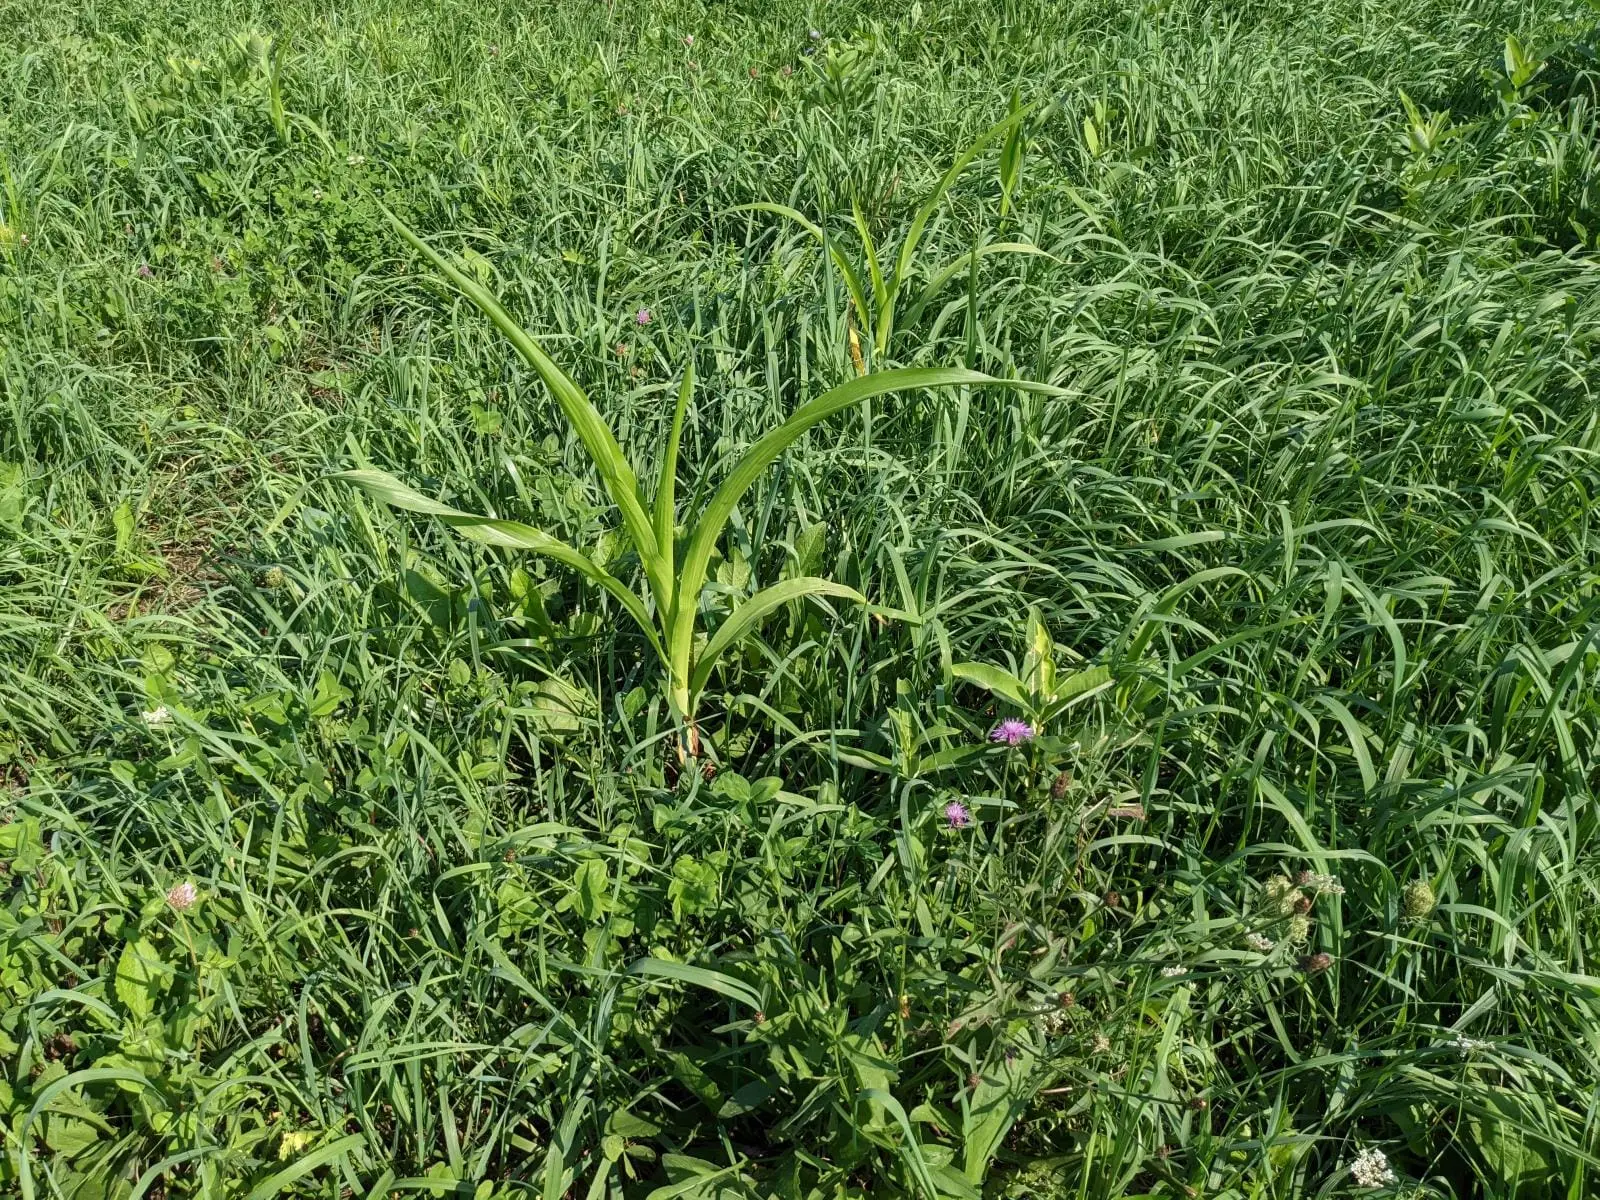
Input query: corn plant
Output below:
<box><xmin>732</xmin><ymin>100</ymin><xmax>1046</xmax><ymax>369</ymax></box>
<box><xmin>335</xmin><ymin>208</ymin><xmax>1060</xmax><ymax>743</ymax></box>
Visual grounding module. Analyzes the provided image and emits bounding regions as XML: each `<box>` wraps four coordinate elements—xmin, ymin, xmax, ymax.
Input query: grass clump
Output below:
<box><xmin>1</xmin><ymin>0</ymin><xmax>1598</xmax><ymax>1197</ymax></box>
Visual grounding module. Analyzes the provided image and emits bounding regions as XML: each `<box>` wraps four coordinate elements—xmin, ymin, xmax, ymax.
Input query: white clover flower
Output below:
<box><xmin>141</xmin><ymin>706</ymin><xmax>172</xmax><ymax>726</ymax></box>
<box><xmin>1348</xmin><ymin>1147</ymin><xmax>1396</xmax><ymax>1188</ymax></box>
<box><xmin>166</xmin><ymin>881</ymin><xmax>198</xmax><ymax>911</ymax></box>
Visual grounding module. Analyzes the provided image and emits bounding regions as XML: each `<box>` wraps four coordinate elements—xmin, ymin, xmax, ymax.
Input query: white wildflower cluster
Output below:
<box><xmin>1298</xmin><ymin>870</ymin><xmax>1346</xmax><ymax>895</ymax></box>
<box><xmin>1451</xmin><ymin>1032</ymin><xmax>1489</xmax><ymax>1055</ymax></box>
<box><xmin>141</xmin><ymin>706</ymin><xmax>172</xmax><ymax>726</ymax></box>
<box><xmin>1244</xmin><ymin>932</ymin><xmax>1275</xmax><ymax>953</ymax></box>
<box><xmin>1160</xmin><ymin>965</ymin><xmax>1189</xmax><ymax>978</ymax></box>
<box><xmin>1348</xmin><ymin>1147</ymin><xmax>1396</xmax><ymax>1188</ymax></box>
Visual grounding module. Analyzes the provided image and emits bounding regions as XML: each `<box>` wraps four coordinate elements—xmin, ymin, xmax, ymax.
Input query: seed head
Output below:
<box><xmin>1402</xmin><ymin>879</ymin><xmax>1435</xmax><ymax>919</ymax></box>
<box><xmin>989</xmin><ymin>719</ymin><xmax>1035</xmax><ymax>746</ymax></box>
<box><xmin>1102</xmin><ymin>890</ymin><xmax>1121</xmax><ymax>908</ymax></box>
<box><xmin>1262</xmin><ymin>874</ymin><xmax>1301</xmax><ymax>918</ymax></box>
<box><xmin>1301</xmin><ymin>951</ymin><xmax>1333</xmax><ymax>973</ymax></box>
<box><xmin>165</xmin><ymin>881</ymin><xmax>198</xmax><ymax>911</ymax></box>
<box><xmin>1050</xmin><ymin>770</ymin><xmax>1073</xmax><ymax>799</ymax></box>
<box><xmin>136</xmin><ymin>263</ymin><xmax>153</xmax><ymax>279</ymax></box>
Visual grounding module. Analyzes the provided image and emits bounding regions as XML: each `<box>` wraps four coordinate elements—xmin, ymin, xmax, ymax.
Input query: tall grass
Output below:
<box><xmin>1</xmin><ymin>0</ymin><xmax>1597</xmax><ymax>1196</ymax></box>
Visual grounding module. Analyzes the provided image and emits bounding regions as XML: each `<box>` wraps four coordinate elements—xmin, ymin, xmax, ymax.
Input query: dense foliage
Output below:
<box><xmin>2</xmin><ymin>0</ymin><xmax>1598</xmax><ymax>1196</ymax></box>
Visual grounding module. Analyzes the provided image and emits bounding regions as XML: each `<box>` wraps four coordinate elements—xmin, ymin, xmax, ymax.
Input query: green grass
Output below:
<box><xmin>2</xmin><ymin>0</ymin><xmax>1599</xmax><ymax>1196</ymax></box>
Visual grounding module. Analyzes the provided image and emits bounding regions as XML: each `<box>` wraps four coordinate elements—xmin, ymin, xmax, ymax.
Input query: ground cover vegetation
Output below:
<box><xmin>2</xmin><ymin>0</ymin><xmax>1600</xmax><ymax>1195</ymax></box>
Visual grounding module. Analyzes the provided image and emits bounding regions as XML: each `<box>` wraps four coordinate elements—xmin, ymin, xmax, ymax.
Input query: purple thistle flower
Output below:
<box><xmin>990</xmin><ymin>719</ymin><xmax>1035</xmax><ymax>746</ymax></box>
<box><xmin>944</xmin><ymin>801</ymin><xmax>971</xmax><ymax>829</ymax></box>
<box><xmin>635</xmin><ymin>307</ymin><xmax>652</xmax><ymax>325</ymax></box>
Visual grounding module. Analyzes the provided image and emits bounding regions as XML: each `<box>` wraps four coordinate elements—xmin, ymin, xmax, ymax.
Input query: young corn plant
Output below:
<box><xmin>733</xmin><ymin>98</ymin><xmax>1044</xmax><ymax>370</ymax></box>
<box><xmin>336</xmin><ymin>208</ymin><xmax>1059</xmax><ymax>749</ymax></box>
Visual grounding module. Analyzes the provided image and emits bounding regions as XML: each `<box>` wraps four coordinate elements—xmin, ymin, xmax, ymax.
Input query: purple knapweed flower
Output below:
<box><xmin>990</xmin><ymin>719</ymin><xmax>1035</xmax><ymax>746</ymax></box>
<box><xmin>944</xmin><ymin>801</ymin><xmax>971</xmax><ymax>829</ymax></box>
<box><xmin>635</xmin><ymin>307</ymin><xmax>652</xmax><ymax>325</ymax></box>
<box><xmin>136</xmin><ymin>263</ymin><xmax>153</xmax><ymax>278</ymax></box>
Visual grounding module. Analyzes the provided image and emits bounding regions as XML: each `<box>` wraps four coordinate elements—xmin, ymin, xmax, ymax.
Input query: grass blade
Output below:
<box><xmin>379</xmin><ymin>204</ymin><xmax>670</xmax><ymax>608</ymax></box>
<box><xmin>689</xmin><ymin>577</ymin><xmax>867</xmax><ymax>699</ymax></box>
<box><xmin>332</xmin><ymin>469</ymin><xmax>661</xmax><ymax>658</ymax></box>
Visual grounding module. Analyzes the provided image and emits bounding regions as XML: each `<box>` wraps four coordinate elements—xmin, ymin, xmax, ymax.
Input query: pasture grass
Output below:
<box><xmin>2</xmin><ymin>0</ymin><xmax>1599</xmax><ymax>1196</ymax></box>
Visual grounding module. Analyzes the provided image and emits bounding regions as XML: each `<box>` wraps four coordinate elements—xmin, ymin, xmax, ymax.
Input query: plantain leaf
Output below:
<box><xmin>961</xmin><ymin>1045</ymin><xmax>1037</xmax><ymax>1186</ymax></box>
<box><xmin>115</xmin><ymin>939</ymin><xmax>165</xmax><ymax>1022</ymax></box>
